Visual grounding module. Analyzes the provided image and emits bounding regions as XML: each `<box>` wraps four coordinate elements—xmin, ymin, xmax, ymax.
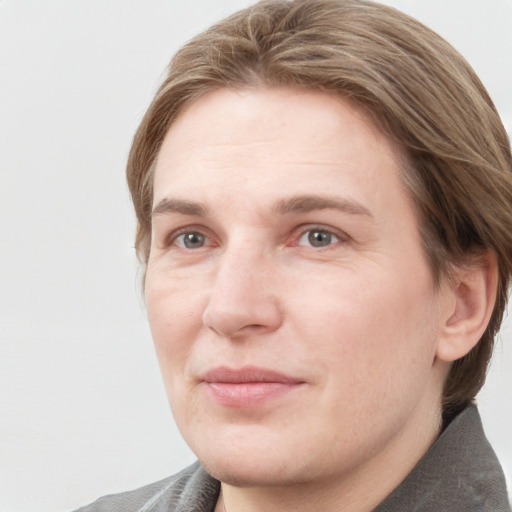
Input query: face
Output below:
<box><xmin>146</xmin><ymin>88</ymin><xmax>451</xmax><ymax>489</ymax></box>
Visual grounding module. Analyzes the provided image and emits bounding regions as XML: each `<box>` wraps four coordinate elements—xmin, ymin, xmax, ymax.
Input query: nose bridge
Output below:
<box><xmin>202</xmin><ymin>235</ymin><xmax>282</xmax><ymax>337</ymax></box>
<box><xmin>223</xmin><ymin>235</ymin><xmax>267</xmax><ymax>285</ymax></box>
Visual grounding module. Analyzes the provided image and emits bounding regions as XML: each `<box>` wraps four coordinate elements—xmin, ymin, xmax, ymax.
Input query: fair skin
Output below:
<box><xmin>145</xmin><ymin>87</ymin><xmax>495</xmax><ymax>512</ymax></box>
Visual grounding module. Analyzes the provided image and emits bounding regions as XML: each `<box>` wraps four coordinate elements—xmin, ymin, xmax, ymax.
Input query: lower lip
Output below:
<box><xmin>204</xmin><ymin>382</ymin><xmax>302</xmax><ymax>408</ymax></box>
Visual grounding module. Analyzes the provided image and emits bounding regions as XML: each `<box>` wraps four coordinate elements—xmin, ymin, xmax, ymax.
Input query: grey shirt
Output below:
<box><xmin>75</xmin><ymin>406</ymin><xmax>510</xmax><ymax>511</ymax></box>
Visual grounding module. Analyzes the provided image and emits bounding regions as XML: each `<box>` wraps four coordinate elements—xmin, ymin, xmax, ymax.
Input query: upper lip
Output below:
<box><xmin>200</xmin><ymin>366</ymin><xmax>303</xmax><ymax>384</ymax></box>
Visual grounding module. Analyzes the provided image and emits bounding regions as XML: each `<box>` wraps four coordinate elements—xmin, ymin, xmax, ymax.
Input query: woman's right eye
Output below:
<box><xmin>174</xmin><ymin>231</ymin><xmax>208</xmax><ymax>249</ymax></box>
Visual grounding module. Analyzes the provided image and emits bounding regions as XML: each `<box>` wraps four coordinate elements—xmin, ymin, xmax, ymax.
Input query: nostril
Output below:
<box><xmin>202</xmin><ymin>278</ymin><xmax>283</xmax><ymax>337</ymax></box>
<box><xmin>245</xmin><ymin>324</ymin><xmax>268</xmax><ymax>332</ymax></box>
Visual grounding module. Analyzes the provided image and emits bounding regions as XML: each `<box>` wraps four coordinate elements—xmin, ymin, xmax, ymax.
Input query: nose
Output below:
<box><xmin>202</xmin><ymin>243</ymin><xmax>283</xmax><ymax>338</ymax></box>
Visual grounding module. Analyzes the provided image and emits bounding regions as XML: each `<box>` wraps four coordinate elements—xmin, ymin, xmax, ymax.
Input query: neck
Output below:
<box><xmin>216</xmin><ymin>402</ymin><xmax>443</xmax><ymax>512</ymax></box>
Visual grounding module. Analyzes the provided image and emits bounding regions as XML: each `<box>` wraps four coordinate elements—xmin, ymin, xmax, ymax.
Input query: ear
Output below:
<box><xmin>436</xmin><ymin>251</ymin><xmax>498</xmax><ymax>363</ymax></box>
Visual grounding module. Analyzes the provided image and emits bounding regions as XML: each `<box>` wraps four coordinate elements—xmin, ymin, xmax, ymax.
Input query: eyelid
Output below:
<box><xmin>291</xmin><ymin>224</ymin><xmax>350</xmax><ymax>247</ymax></box>
<box><xmin>162</xmin><ymin>225</ymin><xmax>215</xmax><ymax>249</ymax></box>
<box><xmin>157</xmin><ymin>222</ymin><xmax>349</xmax><ymax>250</ymax></box>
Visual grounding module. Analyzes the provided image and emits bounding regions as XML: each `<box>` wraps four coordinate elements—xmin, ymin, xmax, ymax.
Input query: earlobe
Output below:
<box><xmin>436</xmin><ymin>251</ymin><xmax>498</xmax><ymax>363</ymax></box>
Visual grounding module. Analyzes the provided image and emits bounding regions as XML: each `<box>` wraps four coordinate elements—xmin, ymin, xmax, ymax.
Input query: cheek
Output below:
<box><xmin>145</xmin><ymin>271</ymin><xmax>206</xmax><ymax>377</ymax></box>
<box><xmin>293</xmin><ymin>269</ymin><xmax>439</xmax><ymax>398</ymax></box>
<box><xmin>145</xmin><ymin>279</ymin><xmax>208</xmax><ymax>430</ymax></box>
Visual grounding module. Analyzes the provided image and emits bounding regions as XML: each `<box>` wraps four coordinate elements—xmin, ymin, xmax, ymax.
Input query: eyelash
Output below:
<box><xmin>163</xmin><ymin>224</ymin><xmax>348</xmax><ymax>251</ymax></box>
<box><xmin>295</xmin><ymin>226</ymin><xmax>345</xmax><ymax>248</ymax></box>
<box><xmin>164</xmin><ymin>226</ymin><xmax>214</xmax><ymax>249</ymax></box>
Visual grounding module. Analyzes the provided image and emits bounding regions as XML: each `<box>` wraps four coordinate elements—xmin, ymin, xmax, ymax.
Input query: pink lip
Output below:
<box><xmin>200</xmin><ymin>366</ymin><xmax>304</xmax><ymax>408</ymax></box>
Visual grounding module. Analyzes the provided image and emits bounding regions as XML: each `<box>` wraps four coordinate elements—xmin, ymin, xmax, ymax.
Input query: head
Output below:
<box><xmin>128</xmin><ymin>3</ymin><xmax>512</xmax><ymax>502</ymax></box>
<box><xmin>127</xmin><ymin>0</ymin><xmax>512</xmax><ymax>418</ymax></box>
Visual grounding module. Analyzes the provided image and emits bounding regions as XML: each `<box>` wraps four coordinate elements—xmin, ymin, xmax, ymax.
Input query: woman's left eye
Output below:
<box><xmin>297</xmin><ymin>229</ymin><xmax>340</xmax><ymax>248</ymax></box>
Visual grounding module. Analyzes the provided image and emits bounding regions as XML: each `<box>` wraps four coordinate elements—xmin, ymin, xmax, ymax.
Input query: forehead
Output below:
<box><xmin>152</xmin><ymin>87</ymin><xmax>410</xmax><ymax>214</ymax></box>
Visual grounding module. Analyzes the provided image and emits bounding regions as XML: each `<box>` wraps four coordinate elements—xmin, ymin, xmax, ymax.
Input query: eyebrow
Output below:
<box><xmin>272</xmin><ymin>195</ymin><xmax>372</xmax><ymax>217</ymax></box>
<box><xmin>152</xmin><ymin>198</ymin><xmax>209</xmax><ymax>217</ymax></box>
<box><xmin>151</xmin><ymin>194</ymin><xmax>372</xmax><ymax>218</ymax></box>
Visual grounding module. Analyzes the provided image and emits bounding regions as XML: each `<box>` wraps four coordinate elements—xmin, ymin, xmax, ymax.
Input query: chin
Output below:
<box><xmin>201</xmin><ymin>456</ymin><xmax>305</xmax><ymax>488</ymax></box>
<box><xmin>188</xmin><ymin>427</ymin><xmax>326</xmax><ymax>488</ymax></box>
<box><xmin>202</xmin><ymin>463</ymin><xmax>269</xmax><ymax>488</ymax></box>
<box><xmin>199</xmin><ymin>443</ymin><xmax>288</xmax><ymax>484</ymax></box>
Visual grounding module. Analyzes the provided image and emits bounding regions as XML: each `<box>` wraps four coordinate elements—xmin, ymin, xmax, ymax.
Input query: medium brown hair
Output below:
<box><xmin>126</xmin><ymin>0</ymin><xmax>512</xmax><ymax>415</ymax></box>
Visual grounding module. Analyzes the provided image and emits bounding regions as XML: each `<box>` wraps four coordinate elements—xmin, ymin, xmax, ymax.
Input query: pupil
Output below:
<box><xmin>184</xmin><ymin>232</ymin><xmax>204</xmax><ymax>248</ymax></box>
<box><xmin>308</xmin><ymin>230</ymin><xmax>331</xmax><ymax>247</ymax></box>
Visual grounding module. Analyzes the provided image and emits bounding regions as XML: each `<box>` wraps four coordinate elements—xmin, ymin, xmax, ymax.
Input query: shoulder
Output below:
<box><xmin>375</xmin><ymin>405</ymin><xmax>511</xmax><ymax>512</ymax></box>
<box><xmin>73</xmin><ymin>461</ymin><xmax>220</xmax><ymax>512</ymax></box>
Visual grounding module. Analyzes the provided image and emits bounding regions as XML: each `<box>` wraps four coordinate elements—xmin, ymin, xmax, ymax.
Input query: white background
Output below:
<box><xmin>1</xmin><ymin>1</ymin><xmax>511</xmax><ymax>511</ymax></box>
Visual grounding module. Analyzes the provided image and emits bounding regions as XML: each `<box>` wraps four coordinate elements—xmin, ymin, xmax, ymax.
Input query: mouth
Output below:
<box><xmin>200</xmin><ymin>366</ymin><xmax>305</xmax><ymax>408</ymax></box>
